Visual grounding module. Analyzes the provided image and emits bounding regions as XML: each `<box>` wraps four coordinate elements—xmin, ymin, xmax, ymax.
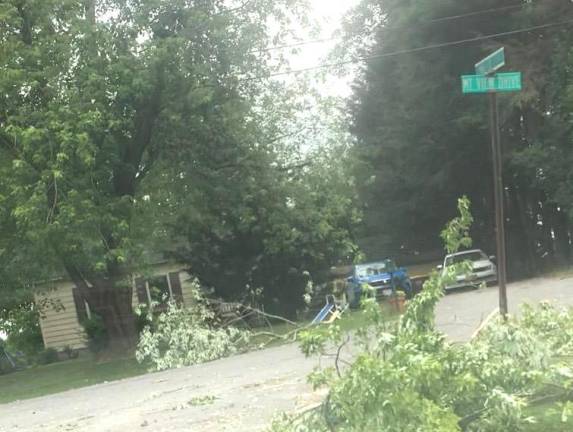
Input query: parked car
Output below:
<box><xmin>438</xmin><ymin>249</ymin><xmax>497</xmax><ymax>290</ymax></box>
<box><xmin>346</xmin><ymin>259</ymin><xmax>412</xmax><ymax>308</ymax></box>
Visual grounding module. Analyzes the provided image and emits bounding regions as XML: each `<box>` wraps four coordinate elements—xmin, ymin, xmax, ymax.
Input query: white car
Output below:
<box><xmin>438</xmin><ymin>249</ymin><xmax>497</xmax><ymax>290</ymax></box>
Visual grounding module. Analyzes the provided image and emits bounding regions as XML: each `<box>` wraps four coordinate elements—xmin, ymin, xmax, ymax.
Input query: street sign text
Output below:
<box><xmin>461</xmin><ymin>72</ymin><xmax>522</xmax><ymax>94</ymax></box>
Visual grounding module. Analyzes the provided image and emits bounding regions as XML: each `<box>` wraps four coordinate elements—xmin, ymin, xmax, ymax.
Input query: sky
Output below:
<box><xmin>279</xmin><ymin>0</ymin><xmax>361</xmax><ymax>97</ymax></box>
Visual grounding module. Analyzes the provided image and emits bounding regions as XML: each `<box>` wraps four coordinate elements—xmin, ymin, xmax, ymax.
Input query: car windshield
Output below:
<box><xmin>445</xmin><ymin>251</ymin><xmax>487</xmax><ymax>266</ymax></box>
<box><xmin>355</xmin><ymin>260</ymin><xmax>397</xmax><ymax>277</ymax></box>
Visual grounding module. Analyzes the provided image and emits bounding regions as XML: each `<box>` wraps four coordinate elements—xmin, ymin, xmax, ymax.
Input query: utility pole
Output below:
<box><xmin>489</xmin><ymin>93</ymin><xmax>508</xmax><ymax>317</ymax></box>
<box><xmin>462</xmin><ymin>47</ymin><xmax>521</xmax><ymax>318</ymax></box>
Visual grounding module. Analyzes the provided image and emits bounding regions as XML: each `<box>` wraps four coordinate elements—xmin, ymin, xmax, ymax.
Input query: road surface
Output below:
<box><xmin>435</xmin><ymin>275</ymin><xmax>573</xmax><ymax>341</ymax></box>
<box><xmin>1</xmin><ymin>275</ymin><xmax>572</xmax><ymax>431</ymax></box>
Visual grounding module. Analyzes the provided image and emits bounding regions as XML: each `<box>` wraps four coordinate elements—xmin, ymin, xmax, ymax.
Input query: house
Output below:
<box><xmin>35</xmin><ymin>262</ymin><xmax>197</xmax><ymax>352</ymax></box>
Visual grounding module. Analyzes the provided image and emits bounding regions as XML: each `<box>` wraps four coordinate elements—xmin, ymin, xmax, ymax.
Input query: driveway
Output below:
<box><xmin>2</xmin><ymin>275</ymin><xmax>573</xmax><ymax>431</ymax></box>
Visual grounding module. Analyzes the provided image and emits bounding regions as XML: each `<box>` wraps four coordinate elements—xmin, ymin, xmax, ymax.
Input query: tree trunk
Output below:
<box><xmin>65</xmin><ymin>265</ymin><xmax>137</xmax><ymax>351</ymax></box>
<box><xmin>85</xmin><ymin>280</ymin><xmax>137</xmax><ymax>351</ymax></box>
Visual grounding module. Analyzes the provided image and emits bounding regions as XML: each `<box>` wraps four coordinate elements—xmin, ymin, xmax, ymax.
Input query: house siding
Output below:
<box><xmin>179</xmin><ymin>271</ymin><xmax>196</xmax><ymax>308</ymax></box>
<box><xmin>36</xmin><ymin>281</ymin><xmax>87</xmax><ymax>350</ymax></box>
<box><xmin>37</xmin><ymin>264</ymin><xmax>191</xmax><ymax>352</ymax></box>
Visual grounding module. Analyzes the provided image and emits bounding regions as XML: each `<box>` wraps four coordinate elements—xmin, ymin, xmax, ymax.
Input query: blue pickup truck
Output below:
<box><xmin>346</xmin><ymin>259</ymin><xmax>413</xmax><ymax>308</ymax></box>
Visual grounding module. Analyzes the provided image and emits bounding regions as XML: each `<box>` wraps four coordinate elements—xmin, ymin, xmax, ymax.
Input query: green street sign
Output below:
<box><xmin>475</xmin><ymin>47</ymin><xmax>505</xmax><ymax>76</ymax></box>
<box><xmin>461</xmin><ymin>72</ymin><xmax>522</xmax><ymax>94</ymax></box>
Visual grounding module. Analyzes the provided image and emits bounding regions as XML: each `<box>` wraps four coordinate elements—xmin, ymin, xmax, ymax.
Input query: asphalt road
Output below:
<box><xmin>1</xmin><ymin>275</ymin><xmax>572</xmax><ymax>432</ymax></box>
<box><xmin>436</xmin><ymin>275</ymin><xmax>573</xmax><ymax>341</ymax></box>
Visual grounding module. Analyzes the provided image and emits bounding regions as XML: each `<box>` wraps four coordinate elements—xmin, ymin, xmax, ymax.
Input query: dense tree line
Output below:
<box><xmin>345</xmin><ymin>0</ymin><xmax>573</xmax><ymax>276</ymax></box>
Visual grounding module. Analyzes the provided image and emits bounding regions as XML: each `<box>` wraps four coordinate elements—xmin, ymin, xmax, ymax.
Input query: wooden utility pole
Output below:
<box><xmin>489</xmin><ymin>93</ymin><xmax>508</xmax><ymax>317</ymax></box>
<box><xmin>462</xmin><ymin>47</ymin><xmax>522</xmax><ymax>319</ymax></box>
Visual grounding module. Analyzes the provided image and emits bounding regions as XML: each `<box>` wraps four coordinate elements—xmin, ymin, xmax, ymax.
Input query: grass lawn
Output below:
<box><xmin>0</xmin><ymin>356</ymin><xmax>148</xmax><ymax>404</ymax></box>
<box><xmin>525</xmin><ymin>402</ymin><xmax>573</xmax><ymax>431</ymax></box>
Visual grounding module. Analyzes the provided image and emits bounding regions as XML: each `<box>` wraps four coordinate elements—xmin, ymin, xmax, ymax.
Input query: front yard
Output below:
<box><xmin>0</xmin><ymin>357</ymin><xmax>147</xmax><ymax>404</ymax></box>
<box><xmin>0</xmin><ymin>308</ymin><xmax>382</xmax><ymax>404</ymax></box>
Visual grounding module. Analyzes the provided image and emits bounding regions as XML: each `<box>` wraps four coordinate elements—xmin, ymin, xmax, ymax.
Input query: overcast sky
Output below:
<box><xmin>280</xmin><ymin>0</ymin><xmax>360</xmax><ymax>97</ymax></box>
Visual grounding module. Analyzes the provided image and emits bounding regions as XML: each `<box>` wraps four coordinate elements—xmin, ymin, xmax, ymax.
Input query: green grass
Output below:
<box><xmin>0</xmin><ymin>356</ymin><xmax>148</xmax><ymax>404</ymax></box>
<box><xmin>250</xmin><ymin>303</ymin><xmax>397</xmax><ymax>348</ymax></box>
<box><xmin>524</xmin><ymin>402</ymin><xmax>573</xmax><ymax>431</ymax></box>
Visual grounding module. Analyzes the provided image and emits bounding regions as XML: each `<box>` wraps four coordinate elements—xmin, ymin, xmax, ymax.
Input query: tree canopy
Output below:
<box><xmin>0</xmin><ymin>0</ymin><xmax>359</xmax><ymax>342</ymax></box>
<box><xmin>344</xmin><ymin>0</ymin><xmax>573</xmax><ymax>274</ymax></box>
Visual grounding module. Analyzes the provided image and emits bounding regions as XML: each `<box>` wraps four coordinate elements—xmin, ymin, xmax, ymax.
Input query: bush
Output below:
<box><xmin>81</xmin><ymin>314</ymin><xmax>109</xmax><ymax>353</ymax></box>
<box><xmin>63</xmin><ymin>345</ymin><xmax>79</xmax><ymax>360</ymax></box>
<box><xmin>1</xmin><ymin>302</ymin><xmax>44</xmax><ymax>361</ymax></box>
<box><xmin>136</xmin><ymin>282</ymin><xmax>250</xmax><ymax>371</ymax></box>
<box><xmin>36</xmin><ymin>348</ymin><xmax>59</xmax><ymax>365</ymax></box>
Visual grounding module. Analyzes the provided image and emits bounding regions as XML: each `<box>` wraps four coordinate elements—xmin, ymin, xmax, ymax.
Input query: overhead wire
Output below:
<box><xmin>255</xmin><ymin>18</ymin><xmax>573</xmax><ymax>79</ymax></box>
<box><xmin>255</xmin><ymin>3</ymin><xmax>529</xmax><ymax>53</ymax></box>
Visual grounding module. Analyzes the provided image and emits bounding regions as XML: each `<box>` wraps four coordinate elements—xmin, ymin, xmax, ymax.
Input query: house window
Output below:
<box><xmin>135</xmin><ymin>272</ymin><xmax>183</xmax><ymax>307</ymax></box>
<box><xmin>72</xmin><ymin>288</ymin><xmax>89</xmax><ymax>323</ymax></box>
<box><xmin>147</xmin><ymin>275</ymin><xmax>171</xmax><ymax>305</ymax></box>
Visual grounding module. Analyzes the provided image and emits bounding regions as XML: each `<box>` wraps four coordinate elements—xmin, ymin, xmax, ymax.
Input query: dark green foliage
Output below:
<box><xmin>170</xmin><ymin>149</ymin><xmax>361</xmax><ymax>316</ymax></box>
<box><xmin>345</xmin><ymin>0</ymin><xmax>573</xmax><ymax>274</ymax></box>
<box><xmin>0</xmin><ymin>0</ymin><xmax>357</xmax><ymax>340</ymax></box>
<box><xmin>0</xmin><ymin>302</ymin><xmax>44</xmax><ymax>361</ymax></box>
<box><xmin>36</xmin><ymin>348</ymin><xmax>59</xmax><ymax>366</ymax></box>
<box><xmin>149</xmin><ymin>96</ymin><xmax>362</xmax><ymax>316</ymax></box>
<box><xmin>62</xmin><ymin>345</ymin><xmax>79</xmax><ymax>360</ymax></box>
<box><xmin>81</xmin><ymin>314</ymin><xmax>109</xmax><ymax>354</ymax></box>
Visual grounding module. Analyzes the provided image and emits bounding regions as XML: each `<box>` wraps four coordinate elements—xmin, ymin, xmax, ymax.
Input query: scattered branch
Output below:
<box><xmin>334</xmin><ymin>335</ymin><xmax>350</xmax><ymax>378</ymax></box>
<box><xmin>208</xmin><ymin>298</ymin><xmax>298</xmax><ymax>327</ymax></box>
<box><xmin>216</xmin><ymin>0</ymin><xmax>254</xmax><ymax>15</ymax></box>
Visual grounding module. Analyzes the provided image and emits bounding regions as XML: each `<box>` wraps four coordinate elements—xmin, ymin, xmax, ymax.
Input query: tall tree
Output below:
<box><xmin>0</xmin><ymin>0</ymin><xmax>307</xmax><ymax>346</ymax></box>
<box><xmin>344</xmin><ymin>0</ymin><xmax>573</xmax><ymax>273</ymax></box>
<box><xmin>149</xmin><ymin>93</ymin><xmax>362</xmax><ymax>316</ymax></box>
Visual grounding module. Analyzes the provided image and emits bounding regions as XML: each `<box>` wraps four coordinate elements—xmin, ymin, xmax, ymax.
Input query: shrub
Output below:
<box><xmin>1</xmin><ymin>302</ymin><xmax>44</xmax><ymax>361</ymax></box>
<box><xmin>36</xmin><ymin>348</ymin><xmax>59</xmax><ymax>365</ymax></box>
<box><xmin>63</xmin><ymin>345</ymin><xmax>79</xmax><ymax>360</ymax></box>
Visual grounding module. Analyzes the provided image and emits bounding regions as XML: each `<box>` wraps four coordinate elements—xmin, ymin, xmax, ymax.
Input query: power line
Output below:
<box><xmin>255</xmin><ymin>38</ymin><xmax>336</xmax><ymax>53</ymax></box>
<box><xmin>256</xmin><ymin>3</ymin><xmax>528</xmax><ymax>53</ymax></box>
<box><xmin>258</xmin><ymin>19</ymin><xmax>573</xmax><ymax>79</ymax></box>
<box><xmin>428</xmin><ymin>4</ymin><xmax>525</xmax><ymax>23</ymax></box>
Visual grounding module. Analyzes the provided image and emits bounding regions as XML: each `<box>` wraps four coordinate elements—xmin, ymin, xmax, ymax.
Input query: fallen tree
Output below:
<box><xmin>270</xmin><ymin>197</ymin><xmax>573</xmax><ymax>432</ymax></box>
